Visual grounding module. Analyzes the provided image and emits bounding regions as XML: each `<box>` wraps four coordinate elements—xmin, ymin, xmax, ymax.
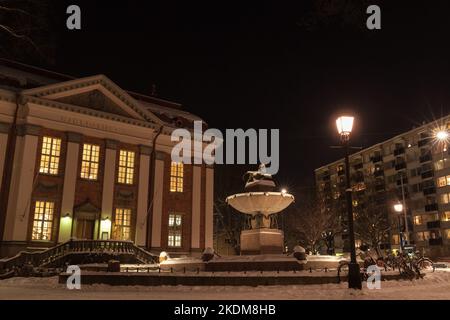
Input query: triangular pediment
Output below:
<box><xmin>22</xmin><ymin>75</ymin><xmax>163</xmax><ymax>124</ymax></box>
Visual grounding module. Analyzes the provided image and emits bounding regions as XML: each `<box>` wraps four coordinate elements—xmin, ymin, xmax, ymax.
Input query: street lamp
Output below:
<box><xmin>394</xmin><ymin>202</ymin><xmax>405</xmax><ymax>253</ymax></box>
<box><xmin>336</xmin><ymin>115</ymin><xmax>362</xmax><ymax>290</ymax></box>
<box><xmin>435</xmin><ymin>130</ymin><xmax>449</xmax><ymax>141</ymax></box>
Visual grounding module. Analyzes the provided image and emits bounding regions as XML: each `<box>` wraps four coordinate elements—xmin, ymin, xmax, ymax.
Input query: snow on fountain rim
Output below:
<box><xmin>226</xmin><ymin>192</ymin><xmax>295</xmax><ymax>215</ymax></box>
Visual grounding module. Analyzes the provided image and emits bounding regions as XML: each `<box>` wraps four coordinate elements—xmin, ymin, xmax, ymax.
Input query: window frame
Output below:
<box><xmin>39</xmin><ymin>136</ymin><xmax>62</xmax><ymax>175</ymax></box>
<box><xmin>170</xmin><ymin>162</ymin><xmax>184</xmax><ymax>193</ymax></box>
<box><xmin>167</xmin><ymin>213</ymin><xmax>183</xmax><ymax>248</ymax></box>
<box><xmin>31</xmin><ymin>200</ymin><xmax>55</xmax><ymax>241</ymax></box>
<box><xmin>117</xmin><ymin>150</ymin><xmax>135</xmax><ymax>185</ymax></box>
<box><xmin>80</xmin><ymin>143</ymin><xmax>100</xmax><ymax>181</ymax></box>
<box><xmin>113</xmin><ymin>207</ymin><xmax>132</xmax><ymax>241</ymax></box>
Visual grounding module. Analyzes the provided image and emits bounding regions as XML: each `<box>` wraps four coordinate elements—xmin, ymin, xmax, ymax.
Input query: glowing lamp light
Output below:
<box><xmin>394</xmin><ymin>203</ymin><xmax>403</xmax><ymax>213</ymax></box>
<box><xmin>336</xmin><ymin>116</ymin><xmax>354</xmax><ymax>136</ymax></box>
<box><xmin>281</xmin><ymin>188</ymin><xmax>287</xmax><ymax>195</ymax></box>
<box><xmin>100</xmin><ymin>216</ymin><xmax>111</xmax><ymax>234</ymax></box>
<box><xmin>436</xmin><ymin>130</ymin><xmax>449</xmax><ymax>141</ymax></box>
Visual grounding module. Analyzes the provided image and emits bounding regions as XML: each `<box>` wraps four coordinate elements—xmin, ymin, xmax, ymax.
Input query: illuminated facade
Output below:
<box><xmin>0</xmin><ymin>60</ymin><xmax>214</xmax><ymax>257</ymax></box>
<box><xmin>315</xmin><ymin>115</ymin><xmax>450</xmax><ymax>258</ymax></box>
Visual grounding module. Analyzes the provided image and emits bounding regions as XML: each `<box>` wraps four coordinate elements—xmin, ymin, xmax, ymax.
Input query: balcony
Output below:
<box><xmin>423</xmin><ymin>187</ymin><xmax>436</xmax><ymax>195</ymax></box>
<box><xmin>421</xmin><ymin>171</ymin><xmax>434</xmax><ymax>179</ymax></box>
<box><xmin>337</xmin><ymin>169</ymin><xmax>345</xmax><ymax>176</ymax></box>
<box><xmin>425</xmin><ymin>203</ymin><xmax>439</xmax><ymax>212</ymax></box>
<box><xmin>396</xmin><ymin>177</ymin><xmax>408</xmax><ymax>186</ymax></box>
<box><xmin>353</xmin><ymin>163</ymin><xmax>363</xmax><ymax>170</ymax></box>
<box><xmin>371</xmin><ymin>155</ymin><xmax>383</xmax><ymax>163</ymax></box>
<box><xmin>375</xmin><ymin>184</ymin><xmax>385</xmax><ymax>192</ymax></box>
<box><xmin>418</xmin><ymin>138</ymin><xmax>431</xmax><ymax>147</ymax></box>
<box><xmin>429</xmin><ymin>238</ymin><xmax>443</xmax><ymax>246</ymax></box>
<box><xmin>374</xmin><ymin>170</ymin><xmax>384</xmax><ymax>177</ymax></box>
<box><xmin>419</xmin><ymin>153</ymin><xmax>432</xmax><ymax>163</ymax></box>
<box><xmin>322</xmin><ymin>175</ymin><xmax>330</xmax><ymax>181</ymax></box>
<box><xmin>394</xmin><ymin>147</ymin><xmax>405</xmax><ymax>156</ymax></box>
<box><xmin>427</xmin><ymin>220</ymin><xmax>441</xmax><ymax>229</ymax></box>
<box><xmin>395</xmin><ymin>162</ymin><xmax>406</xmax><ymax>170</ymax></box>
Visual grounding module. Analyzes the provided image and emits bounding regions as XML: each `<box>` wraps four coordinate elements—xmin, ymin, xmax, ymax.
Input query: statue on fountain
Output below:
<box><xmin>226</xmin><ymin>164</ymin><xmax>294</xmax><ymax>255</ymax></box>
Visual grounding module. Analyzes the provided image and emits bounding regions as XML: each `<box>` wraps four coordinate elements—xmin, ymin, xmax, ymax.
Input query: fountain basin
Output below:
<box><xmin>226</xmin><ymin>192</ymin><xmax>294</xmax><ymax>216</ymax></box>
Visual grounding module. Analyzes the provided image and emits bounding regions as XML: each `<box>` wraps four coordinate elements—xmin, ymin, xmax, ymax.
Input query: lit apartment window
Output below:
<box><xmin>443</xmin><ymin>211</ymin><xmax>450</xmax><ymax>222</ymax></box>
<box><xmin>170</xmin><ymin>162</ymin><xmax>184</xmax><ymax>192</ymax></box>
<box><xmin>114</xmin><ymin>208</ymin><xmax>132</xmax><ymax>240</ymax></box>
<box><xmin>414</xmin><ymin>216</ymin><xmax>422</xmax><ymax>225</ymax></box>
<box><xmin>39</xmin><ymin>136</ymin><xmax>61</xmax><ymax>175</ymax></box>
<box><xmin>118</xmin><ymin>150</ymin><xmax>135</xmax><ymax>184</ymax></box>
<box><xmin>435</xmin><ymin>159</ymin><xmax>449</xmax><ymax>171</ymax></box>
<box><xmin>168</xmin><ymin>213</ymin><xmax>182</xmax><ymax>247</ymax></box>
<box><xmin>446</xmin><ymin>229</ymin><xmax>450</xmax><ymax>239</ymax></box>
<box><xmin>437</xmin><ymin>175</ymin><xmax>450</xmax><ymax>187</ymax></box>
<box><xmin>31</xmin><ymin>201</ymin><xmax>54</xmax><ymax>241</ymax></box>
<box><xmin>81</xmin><ymin>144</ymin><xmax>100</xmax><ymax>180</ymax></box>
<box><xmin>416</xmin><ymin>231</ymin><xmax>430</xmax><ymax>242</ymax></box>
<box><xmin>440</xmin><ymin>193</ymin><xmax>450</xmax><ymax>204</ymax></box>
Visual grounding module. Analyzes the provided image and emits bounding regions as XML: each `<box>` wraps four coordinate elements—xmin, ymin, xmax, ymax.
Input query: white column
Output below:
<box><xmin>58</xmin><ymin>133</ymin><xmax>81</xmax><ymax>242</ymax></box>
<box><xmin>100</xmin><ymin>140</ymin><xmax>117</xmax><ymax>239</ymax></box>
<box><xmin>5</xmin><ymin>126</ymin><xmax>39</xmax><ymax>241</ymax></box>
<box><xmin>135</xmin><ymin>146</ymin><xmax>150</xmax><ymax>246</ymax></box>
<box><xmin>205</xmin><ymin>166</ymin><xmax>214</xmax><ymax>248</ymax></box>
<box><xmin>151</xmin><ymin>153</ymin><xmax>165</xmax><ymax>248</ymax></box>
<box><xmin>191</xmin><ymin>165</ymin><xmax>202</xmax><ymax>249</ymax></box>
<box><xmin>0</xmin><ymin>131</ymin><xmax>8</xmax><ymax>187</ymax></box>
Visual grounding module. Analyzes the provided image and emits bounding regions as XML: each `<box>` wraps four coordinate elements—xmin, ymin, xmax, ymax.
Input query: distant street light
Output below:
<box><xmin>393</xmin><ymin>202</ymin><xmax>403</xmax><ymax>213</ymax></box>
<box><xmin>336</xmin><ymin>115</ymin><xmax>362</xmax><ymax>290</ymax></box>
<box><xmin>436</xmin><ymin>130</ymin><xmax>449</xmax><ymax>141</ymax></box>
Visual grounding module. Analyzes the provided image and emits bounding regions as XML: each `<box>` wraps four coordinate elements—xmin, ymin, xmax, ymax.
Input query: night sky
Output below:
<box><xmin>19</xmin><ymin>1</ymin><xmax>450</xmax><ymax>191</ymax></box>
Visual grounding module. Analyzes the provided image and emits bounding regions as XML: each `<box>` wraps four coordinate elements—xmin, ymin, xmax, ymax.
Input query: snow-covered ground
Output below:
<box><xmin>0</xmin><ymin>269</ymin><xmax>449</xmax><ymax>300</ymax></box>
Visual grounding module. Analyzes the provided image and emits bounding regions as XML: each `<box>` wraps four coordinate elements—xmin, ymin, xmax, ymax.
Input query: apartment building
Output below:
<box><xmin>315</xmin><ymin>115</ymin><xmax>450</xmax><ymax>259</ymax></box>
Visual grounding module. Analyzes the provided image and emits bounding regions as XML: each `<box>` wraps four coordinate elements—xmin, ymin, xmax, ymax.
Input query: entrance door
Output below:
<box><xmin>75</xmin><ymin>219</ymin><xmax>95</xmax><ymax>239</ymax></box>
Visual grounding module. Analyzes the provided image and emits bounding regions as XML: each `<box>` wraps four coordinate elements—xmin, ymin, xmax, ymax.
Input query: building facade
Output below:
<box><xmin>315</xmin><ymin>115</ymin><xmax>450</xmax><ymax>259</ymax></box>
<box><xmin>0</xmin><ymin>60</ymin><xmax>213</xmax><ymax>258</ymax></box>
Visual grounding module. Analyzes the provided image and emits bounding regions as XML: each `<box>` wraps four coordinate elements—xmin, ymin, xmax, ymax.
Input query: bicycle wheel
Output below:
<box><xmin>417</xmin><ymin>258</ymin><xmax>434</xmax><ymax>271</ymax></box>
<box><xmin>337</xmin><ymin>262</ymin><xmax>349</xmax><ymax>283</ymax></box>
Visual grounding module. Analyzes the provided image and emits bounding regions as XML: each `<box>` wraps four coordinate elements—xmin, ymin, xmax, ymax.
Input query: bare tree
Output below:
<box><xmin>0</xmin><ymin>0</ymin><xmax>55</xmax><ymax>63</ymax></box>
<box><xmin>353</xmin><ymin>174</ymin><xmax>391</xmax><ymax>255</ymax></box>
<box><xmin>285</xmin><ymin>190</ymin><xmax>341</xmax><ymax>254</ymax></box>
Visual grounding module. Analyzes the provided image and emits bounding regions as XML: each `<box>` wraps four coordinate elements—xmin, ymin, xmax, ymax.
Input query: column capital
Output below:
<box><xmin>66</xmin><ymin>132</ymin><xmax>83</xmax><ymax>143</ymax></box>
<box><xmin>0</xmin><ymin>122</ymin><xmax>11</xmax><ymax>134</ymax></box>
<box><xmin>16</xmin><ymin>124</ymin><xmax>42</xmax><ymax>136</ymax></box>
<box><xmin>139</xmin><ymin>145</ymin><xmax>152</xmax><ymax>156</ymax></box>
<box><xmin>105</xmin><ymin>139</ymin><xmax>118</xmax><ymax>150</ymax></box>
<box><xmin>155</xmin><ymin>151</ymin><xmax>166</xmax><ymax>161</ymax></box>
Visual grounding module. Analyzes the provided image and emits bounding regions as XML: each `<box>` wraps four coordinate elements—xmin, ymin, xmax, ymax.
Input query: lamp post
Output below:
<box><xmin>336</xmin><ymin>116</ymin><xmax>362</xmax><ymax>289</ymax></box>
<box><xmin>394</xmin><ymin>202</ymin><xmax>405</xmax><ymax>253</ymax></box>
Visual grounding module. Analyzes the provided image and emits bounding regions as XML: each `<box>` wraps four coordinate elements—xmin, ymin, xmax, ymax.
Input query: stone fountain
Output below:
<box><xmin>226</xmin><ymin>164</ymin><xmax>295</xmax><ymax>255</ymax></box>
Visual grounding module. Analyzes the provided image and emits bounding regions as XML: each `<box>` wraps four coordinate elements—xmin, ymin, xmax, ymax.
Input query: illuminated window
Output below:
<box><xmin>31</xmin><ymin>201</ymin><xmax>54</xmax><ymax>241</ymax></box>
<box><xmin>81</xmin><ymin>144</ymin><xmax>100</xmax><ymax>180</ymax></box>
<box><xmin>118</xmin><ymin>150</ymin><xmax>135</xmax><ymax>184</ymax></box>
<box><xmin>168</xmin><ymin>213</ymin><xmax>182</xmax><ymax>247</ymax></box>
<box><xmin>114</xmin><ymin>208</ymin><xmax>132</xmax><ymax>240</ymax></box>
<box><xmin>440</xmin><ymin>193</ymin><xmax>450</xmax><ymax>204</ymax></box>
<box><xmin>443</xmin><ymin>211</ymin><xmax>450</xmax><ymax>222</ymax></box>
<box><xmin>170</xmin><ymin>162</ymin><xmax>184</xmax><ymax>192</ymax></box>
<box><xmin>437</xmin><ymin>175</ymin><xmax>450</xmax><ymax>187</ymax></box>
<box><xmin>446</xmin><ymin>229</ymin><xmax>450</xmax><ymax>239</ymax></box>
<box><xmin>414</xmin><ymin>216</ymin><xmax>422</xmax><ymax>225</ymax></box>
<box><xmin>39</xmin><ymin>136</ymin><xmax>61</xmax><ymax>175</ymax></box>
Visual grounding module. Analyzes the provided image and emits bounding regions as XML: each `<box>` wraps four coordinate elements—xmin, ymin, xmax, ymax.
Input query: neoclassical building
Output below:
<box><xmin>0</xmin><ymin>59</ymin><xmax>213</xmax><ymax>258</ymax></box>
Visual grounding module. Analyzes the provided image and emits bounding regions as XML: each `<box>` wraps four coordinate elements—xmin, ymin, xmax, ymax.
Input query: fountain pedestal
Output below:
<box><xmin>240</xmin><ymin>228</ymin><xmax>284</xmax><ymax>255</ymax></box>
